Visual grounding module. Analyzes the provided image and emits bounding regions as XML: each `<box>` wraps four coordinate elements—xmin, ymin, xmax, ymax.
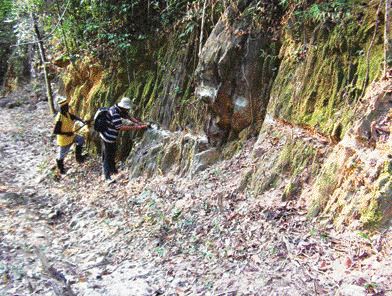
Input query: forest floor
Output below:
<box><xmin>0</xmin><ymin>89</ymin><xmax>391</xmax><ymax>296</ymax></box>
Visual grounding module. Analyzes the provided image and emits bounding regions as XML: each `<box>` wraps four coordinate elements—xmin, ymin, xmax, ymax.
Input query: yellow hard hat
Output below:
<box><xmin>57</xmin><ymin>96</ymin><xmax>68</xmax><ymax>106</ymax></box>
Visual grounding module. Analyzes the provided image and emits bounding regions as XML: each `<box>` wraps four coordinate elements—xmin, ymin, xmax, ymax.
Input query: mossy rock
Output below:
<box><xmin>269</xmin><ymin>4</ymin><xmax>383</xmax><ymax>137</ymax></box>
<box><xmin>160</xmin><ymin>142</ymin><xmax>181</xmax><ymax>174</ymax></box>
<box><xmin>282</xmin><ymin>177</ymin><xmax>301</xmax><ymax>201</ymax></box>
<box><xmin>360</xmin><ymin>197</ymin><xmax>383</xmax><ymax>228</ymax></box>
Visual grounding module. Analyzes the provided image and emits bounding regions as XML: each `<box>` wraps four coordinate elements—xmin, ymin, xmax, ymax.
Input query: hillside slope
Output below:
<box><xmin>0</xmin><ymin>96</ymin><xmax>391</xmax><ymax>295</ymax></box>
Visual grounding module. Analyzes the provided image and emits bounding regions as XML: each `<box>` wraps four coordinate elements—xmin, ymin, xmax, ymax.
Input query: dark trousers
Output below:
<box><xmin>101</xmin><ymin>140</ymin><xmax>117</xmax><ymax>179</ymax></box>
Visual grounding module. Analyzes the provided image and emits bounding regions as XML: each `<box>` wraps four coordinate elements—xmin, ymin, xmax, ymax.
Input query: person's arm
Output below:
<box><xmin>129</xmin><ymin>117</ymin><xmax>143</xmax><ymax>124</ymax></box>
<box><xmin>53</xmin><ymin>120</ymin><xmax>73</xmax><ymax>136</ymax></box>
<box><xmin>70</xmin><ymin>113</ymin><xmax>85</xmax><ymax>123</ymax></box>
<box><xmin>122</xmin><ymin>112</ymin><xmax>144</xmax><ymax>124</ymax></box>
<box><xmin>119</xmin><ymin>124</ymin><xmax>148</xmax><ymax>131</ymax></box>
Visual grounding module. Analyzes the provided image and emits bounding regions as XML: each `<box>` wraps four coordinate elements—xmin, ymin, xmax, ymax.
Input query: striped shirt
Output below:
<box><xmin>100</xmin><ymin>105</ymin><xmax>123</xmax><ymax>143</ymax></box>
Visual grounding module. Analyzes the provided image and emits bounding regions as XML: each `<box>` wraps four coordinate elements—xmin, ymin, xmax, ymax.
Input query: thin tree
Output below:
<box><xmin>198</xmin><ymin>0</ymin><xmax>208</xmax><ymax>57</ymax></box>
<box><xmin>385</xmin><ymin>0</ymin><xmax>392</xmax><ymax>77</ymax></box>
<box><xmin>32</xmin><ymin>13</ymin><xmax>55</xmax><ymax>114</ymax></box>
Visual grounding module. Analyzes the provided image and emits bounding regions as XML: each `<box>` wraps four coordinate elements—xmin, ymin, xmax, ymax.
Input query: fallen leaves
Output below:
<box><xmin>344</xmin><ymin>256</ymin><xmax>353</xmax><ymax>269</ymax></box>
<box><xmin>318</xmin><ymin>260</ymin><xmax>328</xmax><ymax>271</ymax></box>
<box><xmin>1</xmin><ymin>96</ymin><xmax>392</xmax><ymax>295</ymax></box>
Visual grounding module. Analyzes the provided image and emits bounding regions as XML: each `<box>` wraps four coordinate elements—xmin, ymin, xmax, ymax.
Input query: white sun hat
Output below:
<box><xmin>117</xmin><ymin>97</ymin><xmax>133</xmax><ymax>110</ymax></box>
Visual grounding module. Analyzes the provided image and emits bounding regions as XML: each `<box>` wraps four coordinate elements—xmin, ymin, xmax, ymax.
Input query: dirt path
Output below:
<box><xmin>0</xmin><ymin>97</ymin><xmax>391</xmax><ymax>296</ymax></box>
<box><xmin>0</xmin><ymin>101</ymin><xmax>159</xmax><ymax>295</ymax></box>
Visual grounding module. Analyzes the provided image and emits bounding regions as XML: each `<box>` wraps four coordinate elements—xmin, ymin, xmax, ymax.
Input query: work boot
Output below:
<box><xmin>102</xmin><ymin>174</ymin><xmax>115</xmax><ymax>184</ymax></box>
<box><xmin>75</xmin><ymin>145</ymin><xmax>86</xmax><ymax>163</ymax></box>
<box><xmin>56</xmin><ymin>159</ymin><xmax>65</xmax><ymax>174</ymax></box>
<box><xmin>105</xmin><ymin>177</ymin><xmax>116</xmax><ymax>185</ymax></box>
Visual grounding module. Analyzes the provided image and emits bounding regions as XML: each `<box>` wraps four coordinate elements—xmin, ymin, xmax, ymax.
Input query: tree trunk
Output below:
<box><xmin>198</xmin><ymin>0</ymin><xmax>208</xmax><ymax>57</ymax></box>
<box><xmin>385</xmin><ymin>0</ymin><xmax>392</xmax><ymax>77</ymax></box>
<box><xmin>32</xmin><ymin>13</ymin><xmax>55</xmax><ymax>115</ymax></box>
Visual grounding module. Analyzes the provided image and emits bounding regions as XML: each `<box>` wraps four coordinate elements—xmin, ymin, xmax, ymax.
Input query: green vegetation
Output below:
<box><xmin>270</xmin><ymin>0</ymin><xmax>383</xmax><ymax>136</ymax></box>
<box><xmin>0</xmin><ymin>0</ymin><xmax>15</xmax><ymax>88</ymax></box>
<box><xmin>308</xmin><ymin>160</ymin><xmax>339</xmax><ymax>218</ymax></box>
<box><xmin>277</xmin><ymin>138</ymin><xmax>318</xmax><ymax>176</ymax></box>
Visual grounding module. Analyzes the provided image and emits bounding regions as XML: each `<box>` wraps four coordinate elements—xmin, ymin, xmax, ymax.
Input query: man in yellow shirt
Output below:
<box><xmin>53</xmin><ymin>96</ymin><xmax>88</xmax><ymax>174</ymax></box>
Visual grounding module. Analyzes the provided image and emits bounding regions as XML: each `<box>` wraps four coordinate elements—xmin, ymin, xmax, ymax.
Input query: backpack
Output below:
<box><xmin>93</xmin><ymin>107</ymin><xmax>110</xmax><ymax>133</ymax></box>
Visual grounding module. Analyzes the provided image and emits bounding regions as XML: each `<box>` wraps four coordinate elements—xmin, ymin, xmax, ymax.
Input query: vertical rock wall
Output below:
<box><xmin>306</xmin><ymin>81</ymin><xmax>392</xmax><ymax>229</ymax></box>
<box><xmin>195</xmin><ymin>0</ymin><xmax>282</xmax><ymax>146</ymax></box>
<box><xmin>62</xmin><ymin>1</ymin><xmax>391</xmax><ymax>229</ymax></box>
<box><xmin>269</xmin><ymin>2</ymin><xmax>383</xmax><ymax>136</ymax></box>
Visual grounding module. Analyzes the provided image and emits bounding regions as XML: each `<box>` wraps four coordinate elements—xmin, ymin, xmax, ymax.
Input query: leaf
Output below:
<box><xmin>344</xmin><ymin>256</ymin><xmax>353</xmax><ymax>269</ymax></box>
<box><xmin>318</xmin><ymin>260</ymin><xmax>328</xmax><ymax>271</ymax></box>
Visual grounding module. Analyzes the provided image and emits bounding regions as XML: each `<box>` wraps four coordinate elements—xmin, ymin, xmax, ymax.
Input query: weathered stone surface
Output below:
<box><xmin>0</xmin><ymin>192</ymin><xmax>22</xmax><ymax>201</ymax></box>
<box><xmin>354</xmin><ymin>85</ymin><xmax>392</xmax><ymax>143</ymax></box>
<box><xmin>269</xmin><ymin>4</ymin><xmax>383</xmax><ymax>136</ymax></box>
<box><xmin>127</xmin><ymin>128</ymin><xmax>217</xmax><ymax>178</ymax></box>
<box><xmin>307</xmin><ymin>81</ymin><xmax>392</xmax><ymax>229</ymax></box>
<box><xmin>190</xmin><ymin>148</ymin><xmax>220</xmax><ymax>176</ymax></box>
<box><xmin>195</xmin><ymin>1</ymin><xmax>281</xmax><ymax>146</ymax></box>
<box><xmin>0</xmin><ymin>98</ymin><xmax>12</xmax><ymax>108</ymax></box>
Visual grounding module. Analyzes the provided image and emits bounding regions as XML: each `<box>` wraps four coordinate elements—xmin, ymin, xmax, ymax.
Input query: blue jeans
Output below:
<box><xmin>57</xmin><ymin>135</ymin><xmax>84</xmax><ymax>160</ymax></box>
<box><xmin>101</xmin><ymin>140</ymin><xmax>117</xmax><ymax>179</ymax></box>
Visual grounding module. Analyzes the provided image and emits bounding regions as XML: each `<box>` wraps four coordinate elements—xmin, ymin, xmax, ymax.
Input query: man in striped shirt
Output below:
<box><xmin>100</xmin><ymin>97</ymin><xmax>148</xmax><ymax>183</ymax></box>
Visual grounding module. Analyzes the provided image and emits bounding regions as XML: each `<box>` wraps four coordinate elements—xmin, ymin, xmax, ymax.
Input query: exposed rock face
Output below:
<box><xmin>195</xmin><ymin>0</ymin><xmax>281</xmax><ymax>146</ymax></box>
<box><xmin>2</xmin><ymin>45</ymin><xmax>34</xmax><ymax>92</ymax></box>
<box><xmin>63</xmin><ymin>34</ymin><xmax>206</xmax><ymax>159</ymax></box>
<box><xmin>127</xmin><ymin>127</ymin><xmax>217</xmax><ymax>178</ymax></box>
<box><xmin>62</xmin><ymin>1</ymin><xmax>390</xmax><ymax>231</ymax></box>
<box><xmin>268</xmin><ymin>4</ymin><xmax>382</xmax><ymax>136</ymax></box>
<box><xmin>307</xmin><ymin>81</ymin><xmax>392</xmax><ymax>229</ymax></box>
<box><xmin>354</xmin><ymin>83</ymin><xmax>392</xmax><ymax>143</ymax></box>
<box><xmin>246</xmin><ymin>115</ymin><xmax>332</xmax><ymax>206</ymax></box>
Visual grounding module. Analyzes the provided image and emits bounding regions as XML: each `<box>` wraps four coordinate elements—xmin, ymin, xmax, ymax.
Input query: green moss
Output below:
<box><xmin>142</xmin><ymin>73</ymin><xmax>155</xmax><ymax>102</ymax></box>
<box><xmin>360</xmin><ymin>198</ymin><xmax>383</xmax><ymax>228</ymax></box>
<box><xmin>307</xmin><ymin>202</ymin><xmax>321</xmax><ymax>218</ymax></box>
<box><xmin>282</xmin><ymin>179</ymin><xmax>300</xmax><ymax>201</ymax></box>
<box><xmin>277</xmin><ymin>139</ymin><xmax>294</xmax><ymax>171</ymax></box>
<box><xmin>251</xmin><ymin>133</ymin><xmax>319</xmax><ymax>198</ymax></box>
<box><xmin>222</xmin><ymin>141</ymin><xmax>243</xmax><ymax>159</ymax></box>
<box><xmin>277</xmin><ymin>138</ymin><xmax>317</xmax><ymax>176</ymax></box>
<box><xmin>308</xmin><ymin>161</ymin><xmax>339</xmax><ymax>216</ymax></box>
<box><xmin>255</xmin><ymin>172</ymin><xmax>280</xmax><ymax>193</ymax></box>
<box><xmin>269</xmin><ymin>5</ymin><xmax>383</xmax><ymax>136</ymax></box>
<box><xmin>383</xmin><ymin>160</ymin><xmax>392</xmax><ymax>175</ymax></box>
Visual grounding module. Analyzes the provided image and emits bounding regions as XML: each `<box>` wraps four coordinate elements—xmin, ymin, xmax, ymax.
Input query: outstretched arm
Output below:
<box><xmin>119</xmin><ymin>124</ymin><xmax>148</xmax><ymax>131</ymax></box>
<box><xmin>130</xmin><ymin>117</ymin><xmax>143</xmax><ymax>124</ymax></box>
<box><xmin>122</xmin><ymin>113</ymin><xmax>144</xmax><ymax>124</ymax></box>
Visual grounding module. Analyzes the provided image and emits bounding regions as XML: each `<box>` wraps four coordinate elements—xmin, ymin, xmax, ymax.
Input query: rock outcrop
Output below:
<box><xmin>127</xmin><ymin>127</ymin><xmax>218</xmax><ymax>178</ymax></box>
<box><xmin>307</xmin><ymin>81</ymin><xmax>392</xmax><ymax>229</ymax></box>
<box><xmin>60</xmin><ymin>1</ymin><xmax>390</xmax><ymax>230</ymax></box>
<box><xmin>195</xmin><ymin>0</ymin><xmax>282</xmax><ymax>146</ymax></box>
<box><xmin>269</xmin><ymin>2</ymin><xmax>382</xmax><ymax>135</ymax></box>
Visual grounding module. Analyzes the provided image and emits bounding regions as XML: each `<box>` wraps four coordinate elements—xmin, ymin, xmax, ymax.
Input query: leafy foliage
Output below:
<box><xmin>300</xmin><ymin>0</ymin><xmax>353</xmax><ymax>24</ymax></box>
<box><xmin>56</xmin><ymin>0</ymin><xmax>211</xmax><ymax>57</ymax></box>
<box><xmin>0</xmin><ymin>0</ymin><xmax>15</xmax><ymax>86</ymax></box>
